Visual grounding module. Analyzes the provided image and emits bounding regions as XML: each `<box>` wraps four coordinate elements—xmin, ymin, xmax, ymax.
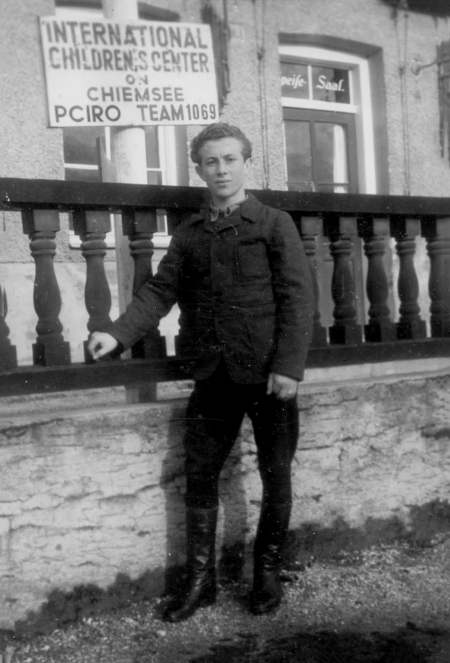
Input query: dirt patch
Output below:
<box><xmin>3</xmin><ymin>534</ymin><xmax>450</xmax><ymax>662</ymax></box>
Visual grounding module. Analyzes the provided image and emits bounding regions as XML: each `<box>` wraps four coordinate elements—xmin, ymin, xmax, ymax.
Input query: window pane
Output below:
<box><xmin>174</xmin><ymin>125</ymin><xmax>189</xmax><ymax>185</ymax></box>
<box><xmin>147</xmin><ymin>171</ymin><xmax>162</xmax><ymax>185</ymax></box>
<box><xmin>145</xmin><ymin>127</ymin><xmax>160</xmax><ymax>169</ymax></box>
<box><xmin>284</xmin><ymin>120</ymin><xmax>313</xmax><ymax>191</ymax></box>
<box><xmin>314</xmin><ymin>123</ymin><xmax>349</xmax><ymax>193</ymax></box>
<box><xmin>280</xmin><ymin>61</ymin><xmax>309</xmax><ymax>100</ymax></box>
<box><xmin>318</xmin><ymin>183</ymin><xmax>349</xmax><ymax>193</ymax></box>
<box><xmin>156</xmin><ymin>213</ymin><xmax>168</xmax><ymax>234</ymax></box>
<box><xmin>312</xmin><ymin>66</ymin><xmax>350</xmax><ymax>104</ymax></box>
<box><xmin>65</xmin><ymin>167</ymin><xmax>99</xmax><ymax>182</ymax></box>
<box><xmin>63</xmin><ymin>127</ymin><xmax>105</xmax><ymax>165</ymax></box>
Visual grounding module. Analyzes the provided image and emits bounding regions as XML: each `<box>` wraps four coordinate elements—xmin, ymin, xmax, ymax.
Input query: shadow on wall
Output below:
<box><xmin>14</xmin><ymin>498</ymin><xmax>450</xmax><ymax>636</ymax></box>
<box><xmin>13</xmin><ymin>413</ymin><xmax>253</xmax><ymax>637</ymax></box>
<box><xmin>285</xmin><ymin>498</ymin><xmax>450</xmax><ymax>565</ymax></box>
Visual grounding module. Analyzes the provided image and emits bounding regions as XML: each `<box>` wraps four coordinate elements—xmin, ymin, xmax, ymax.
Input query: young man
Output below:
<box><xmin>88</xmin><ymin>123</ymin><xmax>314</xmax><ymax>622</ymax></box>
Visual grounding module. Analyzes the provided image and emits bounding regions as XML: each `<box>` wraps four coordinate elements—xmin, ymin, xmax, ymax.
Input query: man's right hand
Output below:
<box><xmin>88</xmin><ymin>332</ymin><xmax>119</xmax><ymax>361</ymax></box>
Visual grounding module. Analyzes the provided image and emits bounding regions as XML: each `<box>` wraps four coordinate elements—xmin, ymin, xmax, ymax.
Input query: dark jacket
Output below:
<box><xmin>109</xmin><ymin>193</ymin><xmax>314</xmax><ymax>383</ymax></box>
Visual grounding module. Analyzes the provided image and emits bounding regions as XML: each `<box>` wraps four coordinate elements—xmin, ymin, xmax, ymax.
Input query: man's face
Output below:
<box><xmin>195</xmin><ymin>136</ymin><xmax>251</xmax><ymax>207</ymax></box>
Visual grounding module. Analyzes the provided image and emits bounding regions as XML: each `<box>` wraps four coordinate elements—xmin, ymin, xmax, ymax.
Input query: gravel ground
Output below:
<box><xmin>2</xmin><ymin>534</ymin><xmax>450</xmax><ymax>663</ymax></box>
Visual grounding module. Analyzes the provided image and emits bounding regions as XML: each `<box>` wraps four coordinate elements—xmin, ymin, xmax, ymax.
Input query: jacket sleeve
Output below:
<box><xmin>104</xmin><ymin>226</ymin><xmax>185</xmax><ymax>351</ymax></box>
<box><xmin>268</xmin><ymin>211</ymin><xmax>314</xmax><ymax>381</ymax></box>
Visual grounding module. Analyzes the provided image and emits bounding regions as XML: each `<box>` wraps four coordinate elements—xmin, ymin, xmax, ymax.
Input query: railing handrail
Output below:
<box><xmin>2</xmin><ymin>177</ymin><xmax>450</xmax><ymax>217</ymax></box>
<box><xmin>0</xmin><ymin>337</ymin><xmax>449</xmax><ymax>399</ymax></box>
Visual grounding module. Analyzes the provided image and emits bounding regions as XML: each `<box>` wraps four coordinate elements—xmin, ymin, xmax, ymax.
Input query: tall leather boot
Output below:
<box><xmin>164</xmin><ymin>506</ymin><xmax>218</xmax><ymax>623</ymax></box>
<box><xmin>250</xmin><ymin>501</ymin><xmax>291</xmax><ymax>615</ymax></box>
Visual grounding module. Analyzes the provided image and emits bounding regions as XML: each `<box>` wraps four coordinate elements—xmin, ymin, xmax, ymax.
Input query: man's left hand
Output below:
<box><xmin>267</xmin><ymin>373</ymin><xmax>299</xmax><ymax>400</ymax></box>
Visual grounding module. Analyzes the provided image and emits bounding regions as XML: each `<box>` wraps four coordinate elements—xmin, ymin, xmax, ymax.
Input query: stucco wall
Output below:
<box><xmin>271</xmin><ymin>0</ymin><xmax>450</xmax><ymax>196</ymax></box>
<box><xmin>1</xmin><ymin>0</ymin><xmax>63</xmax><ymax>181</ymax></box>
<box><xmin>0</xmin><ymin>0</ymin><xmax>67</xmax><ymax>265</ymax></box>
<box><xmin>4</xmin><ymin>0</ymin><xmax>450</xmax><ymax>198</ymax></box>
<box><xmin>181</xmin><ymin>0</ymin><xmax>450</xmax><ymax>197</ymax></box>
<box><xmin>1</xmin><ymin>369</ymin><xmax>450</xmax><ymax>631</ymax></box>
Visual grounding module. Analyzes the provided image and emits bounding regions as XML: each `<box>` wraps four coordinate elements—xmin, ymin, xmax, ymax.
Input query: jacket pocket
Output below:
<box><xmin>236</xmin><ymin>240</ymin><xmax>270</xmax><ymax>280</ymax></box>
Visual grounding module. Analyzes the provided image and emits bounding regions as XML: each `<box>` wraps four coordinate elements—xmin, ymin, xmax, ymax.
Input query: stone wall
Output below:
<box><xmin>1</xmin><ymin>368</ymin><xmax>450</xmax><ymax>631</ymax></box>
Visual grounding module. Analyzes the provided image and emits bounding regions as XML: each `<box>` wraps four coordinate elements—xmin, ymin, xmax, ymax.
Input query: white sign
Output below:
<box><xmin>39</xmin><ymin>16</ymin><xmax>219</xmax><ymax>127</ymax></box>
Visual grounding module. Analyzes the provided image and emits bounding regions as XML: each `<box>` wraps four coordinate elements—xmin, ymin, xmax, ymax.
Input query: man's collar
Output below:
<box><xmin>193</xmin><ymin>192</ymin><xmax>263</xmax><ymax>224</ymax></box>
<box><xmin>239</xmin><ymin>192</ymin><xmax>262</xmax><ymax>222</ymax></box>
<box><xmin>209</xmin><ymin>195</ymin><xmax>248</xmax><ymax>221</ymax></box>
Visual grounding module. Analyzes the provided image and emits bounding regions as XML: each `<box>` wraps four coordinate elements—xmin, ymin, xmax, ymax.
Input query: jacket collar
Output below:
<box><xmin>194</xmin><ymin>191</ymin><xmax>262</xmax><ymax>225</ymax></box>
<box><xmin>209</xmin><ymin>195</ymin><xmax>248</xmax><ymax>221</ymax></box>
<box><xmin>238</xmin><ymin>192</ymin><xmax>263</xmax><ymax>223</ymax></box>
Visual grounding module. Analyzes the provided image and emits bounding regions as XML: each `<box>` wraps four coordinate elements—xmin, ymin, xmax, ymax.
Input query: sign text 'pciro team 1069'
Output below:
<box><xmin>39</xmin><ymin>17</ymin><xmax>219</xmax><ymax>127</ymax></box>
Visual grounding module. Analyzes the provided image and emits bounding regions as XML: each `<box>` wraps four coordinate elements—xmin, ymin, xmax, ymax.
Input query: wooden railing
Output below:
<box><xmin>1</xmin><ymin>177</ymin><xmax>450</xmax><ymax>398</ymax></box>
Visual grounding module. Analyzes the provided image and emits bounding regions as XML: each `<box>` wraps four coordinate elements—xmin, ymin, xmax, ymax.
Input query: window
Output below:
<box><xmin>279</xmin><ymin>44</ymin><xmax>377</xmax><ymax>194</ymax></box>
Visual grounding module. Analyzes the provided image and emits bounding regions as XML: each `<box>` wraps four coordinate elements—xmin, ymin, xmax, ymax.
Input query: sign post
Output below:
<box><xmin>101</xmin><ymin>0</ymin><xmax>145</xmax><ymax>327</ymax></box>
<box><xmin>102</xmin><ymin>0</ymin><xmax>149</xmax><ymax>403</ymax></box>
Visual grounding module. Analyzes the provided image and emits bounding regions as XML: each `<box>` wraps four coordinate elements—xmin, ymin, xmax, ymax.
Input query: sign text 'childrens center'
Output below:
<box><xmin>40</xmin><ymin>17</ymin><xmax>219</xmax><ymax>127</ymax></box>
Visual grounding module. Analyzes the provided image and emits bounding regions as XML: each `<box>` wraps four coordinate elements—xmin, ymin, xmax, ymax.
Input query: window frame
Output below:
<box><xmin>283</xmin><ymin>107</ymin><xmax>359</xmax><ymax>194</ymax></box>
<box><xmin>279</xmin><ymin>44</ymin><xmax>377</xmax><ymax>194</ymax></box>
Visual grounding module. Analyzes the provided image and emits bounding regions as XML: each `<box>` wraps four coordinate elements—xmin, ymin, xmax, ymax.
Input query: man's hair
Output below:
<box><xmin>190</xmin><ymin>123</ymin><xmax>252</xmax><ymax>165</ymax></box>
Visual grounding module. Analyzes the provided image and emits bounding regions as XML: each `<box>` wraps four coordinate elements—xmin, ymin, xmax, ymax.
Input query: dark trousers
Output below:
<box><xmin>183</xmin><ymin>362</ymin><xmax>299</xmax><ymax>509</ymax></box>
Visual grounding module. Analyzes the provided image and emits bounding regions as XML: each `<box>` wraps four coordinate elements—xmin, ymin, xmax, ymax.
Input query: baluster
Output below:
<box><xmin>121</xmin><ymin>210</ymin><xmax>166</xmax><ymax>359</ymax></box>
<box><xmin>391</xmin><ymin>216</ymin><xmax>426</xmax><ymax>340</ymax></box>
<box><xmin>359</xmin><ymin>217</ymin><xmax>396</xmax><ymax>342</ymax></box>
<box><xmin>22</xmin><ymin>209</ymin><xmax>71</xmax><ymax>366</ymax></box>
<box><xmin>298</xmin><ymin>215</ymin><xmax>327</xmax><ymax>347</ymax></box>
<box><xmin>72</xmin><ymin>209</ymin><xmax>113</xmax><ymax>361</ymax></box>
<box><xmin>325</xmin><ymin>215</ymin><xmax>362</xmax><ymax>345</ymax></box>
<box><xmin>0</xmin><ymin>286</ymin><xmax>17</xmax><ymax>370</ymax></box>
<box><xmin>422</xmin><ymin>216</ymin><xmax>450</xmax><ymax>337</ymax></box>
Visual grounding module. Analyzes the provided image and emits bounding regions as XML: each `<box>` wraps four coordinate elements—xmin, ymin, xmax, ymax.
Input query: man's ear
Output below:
<box><xmin>244</xmin><ymin>157</ymin><xmax>253</xmax><ymax>174</ymax></box>
<box><xmin>195</xmin><ymin>164</ymin><xmax>205</xmax><ymax>182</ymax></box>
